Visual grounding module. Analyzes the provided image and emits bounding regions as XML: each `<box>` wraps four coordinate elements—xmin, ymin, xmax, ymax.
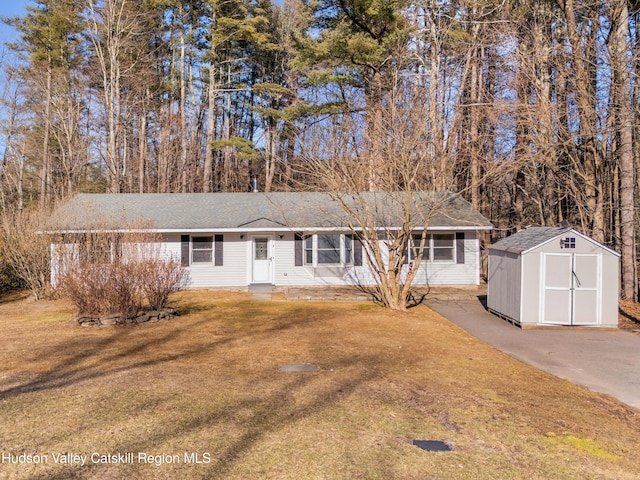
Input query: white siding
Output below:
<box><xmin>52</xmin><ymin>230</ymin><xmax>483</xmax><ymax>290</ymax></box>
<box><xmin>416</xmin><ymin>232</ymin><xmax>480</xmax><ymax>285</ymax></box>
<box><xmin>166</xmin><ymin>233</ymin><xmax>249</xmax><ymax>288</ymax></box>
<box><xmin>50</xmin><ymin>242</ymin><xmax>77</xmax><ymax>287</ymax></box>
<box><xmin>273</xmin><ymin>231</ymin><xmax>480</xmax><ymax>288</ymax></box>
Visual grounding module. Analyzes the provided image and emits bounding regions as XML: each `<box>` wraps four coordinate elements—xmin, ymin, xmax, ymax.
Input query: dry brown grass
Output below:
<box><xmin>1</xmin><ymin>290</ymin><xmax>639</xmax><ymax>479</ymax></box>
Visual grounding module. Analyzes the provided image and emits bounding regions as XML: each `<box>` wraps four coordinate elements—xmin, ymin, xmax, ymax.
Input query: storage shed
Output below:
<box><xmin>487</xmin><ymin>227</ymin><xmax>619</xmax><ymax>328</ymax></box>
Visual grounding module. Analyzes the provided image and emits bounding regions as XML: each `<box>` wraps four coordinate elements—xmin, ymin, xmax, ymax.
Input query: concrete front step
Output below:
<box><xmin>248</xmin><ymin>283</ymin><xmax>275</xmax><ymax>293</ymax></box>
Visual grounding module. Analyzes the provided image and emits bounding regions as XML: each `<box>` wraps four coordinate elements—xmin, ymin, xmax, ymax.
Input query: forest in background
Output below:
<box><xmin>0</xmin><ymin>0</ymin><xmax>638</xmax><ymax>300</ymax></box>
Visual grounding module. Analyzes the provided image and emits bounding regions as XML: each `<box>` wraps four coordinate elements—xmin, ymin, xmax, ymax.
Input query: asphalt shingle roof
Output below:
<box><xmin>489</xmin><ymin>227</ymin><xmax>571</xmax><ymax>254</ymax></box>
<box><xmin>48</xmin><ymin>191</ymin><xmax>493</xmax><ymax>232</ymax></box>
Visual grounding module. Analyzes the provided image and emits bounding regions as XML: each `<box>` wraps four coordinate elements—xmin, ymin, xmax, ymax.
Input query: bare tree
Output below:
<box><xmin>87</xmin><ymin>0</ymin><xmax>145</xmax><ymax>193</ymax></box>
<box><xmin>298</xmin><ymin>74</ymin><xmax>495</xmax><ymax>310</ymax></box>
<box><xmin>608</xmin><ymin>0</ymin><xmax>636</xmax><ymax>301</ymax></box>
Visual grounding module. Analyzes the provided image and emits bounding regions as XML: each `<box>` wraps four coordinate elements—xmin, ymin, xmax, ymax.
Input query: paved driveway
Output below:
<box><xmin>427</xmin><ymin>299</ymin><xmax>640</xmax><ymax>409</ymax></box>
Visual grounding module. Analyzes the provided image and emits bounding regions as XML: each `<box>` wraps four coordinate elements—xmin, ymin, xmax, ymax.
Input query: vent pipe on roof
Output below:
<box><xmin>250</xmin><ymin>174</ymin><xmax>259</xmax><ymax>192</ymax></box>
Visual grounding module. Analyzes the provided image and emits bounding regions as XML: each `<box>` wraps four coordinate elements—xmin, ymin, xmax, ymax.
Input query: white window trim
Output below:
<box><xmin>191</xmin><ymin>235</ymin><xmax>214</xmax><ymax>265</ymax></box>
<box><xmin>304</xmin><ymin>234</ymin><xmax>353</xmax><ymax>267</ymax></box>
<box><xmin>409</xmin><ymin>233</ymin><xmax>456</xmax><ymax>264</ymax></box>
<box><xmin>431</xmin><ymin>233</ymin><xmax>456</xmax><ymax>263</ymax></box>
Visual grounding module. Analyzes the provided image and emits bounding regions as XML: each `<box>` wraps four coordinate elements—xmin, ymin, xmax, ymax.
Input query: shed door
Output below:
<box><xmin>542</xmin><ymin>253</ymin><xmax>572</xmax><ymax>325</ymax></box>
<box><xmin>572</xmin><ymin>254</ymin><xmax>599</xmax><ymax>325</ymax></box>
<box><xmin>541</xmin><ymin>253</ymin><xmax>600</xmax><ymax>326</ymax></box>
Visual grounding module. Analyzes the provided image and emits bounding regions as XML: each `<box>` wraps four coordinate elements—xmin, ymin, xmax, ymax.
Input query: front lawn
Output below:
<box><xmin>0</xmin><ymin>291</ymin><xmax>639</xmax><ymax>479</ymax></box>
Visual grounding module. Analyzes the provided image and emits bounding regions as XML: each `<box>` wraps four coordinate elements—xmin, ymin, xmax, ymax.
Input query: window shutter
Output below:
<box><xmin>214</xmin><ymin>234</ymin><xmax>223</xmax><ymax>266</ymax></box>
<box><xmin>294</xmin><ymin>232</ymin><xmax>303</xmax><ymax>266</ymax></box>
<box><xmin>181</xmin><ymin>235</ymin><xmax>190</xmax><ymax>266</ymax></box>
<box><xmin>456</xmin><ymin>232</ymin><xmax>465</xmax><ymax>264</ymax></box>
<box><xmin>353</xmin><ymin>234</ymin><xmax>363</xmax><ymax>267</ymax></box>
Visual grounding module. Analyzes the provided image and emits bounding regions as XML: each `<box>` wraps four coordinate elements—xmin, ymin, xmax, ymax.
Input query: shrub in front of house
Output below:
<box><xmin>1</xmin><ymin>207</ymin><xmax>52</xmax><ymax>299</ymax></box>
<box><xmin>58</xmin><ymin>261</ymin><xmax>144</xmax><ymax>318</ymax></box>
<box><xmin>55</xmin><ymin>229</ymin><xmax>188</xmax><ymax>323</ymax></box>
<box><xmin>140</xmin><ymin>256</ymin><xmax>186</xmax><ymax>311</ymax></box>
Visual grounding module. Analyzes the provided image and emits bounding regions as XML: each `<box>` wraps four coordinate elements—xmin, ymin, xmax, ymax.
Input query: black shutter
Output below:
<box><xmin>353</xmin><ymin>234</ymin><xmax>363</xmax><ymax>266</ymax></box>
<box><xmin>214</xmin><ymin>234</ymin><xmax>223</xmax><ymax>266</ymax></box>
<box><xmin>456</xmin><ymin>232</ymin><xmax>465</xmax><ymax>264</ymax></box>
<box><xmin>181</xmin><ymin>235</ymin><xmax>190</xmax><ymax>266</ymax></box>
<box><xmin>294</xmin><ymin>232</ymin><xmax>303</xmax><ymax>266</ymax></box>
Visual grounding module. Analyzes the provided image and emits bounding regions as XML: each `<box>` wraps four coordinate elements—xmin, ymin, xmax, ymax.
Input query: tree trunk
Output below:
<box><xmin>610</xmin><ymin>0</ymin><xmax>637</xmax><ymax>300</ymax></box>
<box><xmin>40</xmin><ymin>60</ymin><xmax>52</xmax><ymax>206</ymax></box>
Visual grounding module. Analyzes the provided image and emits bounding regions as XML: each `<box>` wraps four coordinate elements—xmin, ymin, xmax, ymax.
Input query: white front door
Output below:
<box><xmin>251</xmin><ymin>236</ymin><xmax>273</xmax><ymax>283</ymax></box>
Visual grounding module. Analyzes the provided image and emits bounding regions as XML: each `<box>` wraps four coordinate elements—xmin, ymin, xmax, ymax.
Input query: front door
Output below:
<box><xmin>251</xmin><ymin>236</ymin><xmax>273</xmax><ymax>283</ymax></box>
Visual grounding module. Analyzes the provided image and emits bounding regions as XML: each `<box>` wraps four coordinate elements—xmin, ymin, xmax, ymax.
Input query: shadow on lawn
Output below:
<box><xmin>0</xmin><ymin>301</ymin><xmax>317</xmax><ymax>401</ymax></box>
<box><xmin>9</xmin><ymin>300</ymin><xmax>383</xmax><ymax>479</ymax></box>
<box><xmin>0</xmin><ymin>317</ymin><xmax>210</xmax><ymax>401</ymax></box>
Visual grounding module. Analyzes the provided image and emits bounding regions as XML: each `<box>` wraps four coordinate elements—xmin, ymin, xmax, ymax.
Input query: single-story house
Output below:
<box><xmin>487</xmin><ymin>227</ymin><xmax>620</xmax><ymax>327</ymax></box>
<box><xmin>48</xmin><ymin>191</ymin><xmax>493</xmax><ymax>289</ymax></box>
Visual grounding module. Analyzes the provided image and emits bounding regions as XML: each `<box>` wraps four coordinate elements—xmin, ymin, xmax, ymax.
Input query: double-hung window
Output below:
<box><xmin>79</xmin><ymin>234</ymin><xmax>122</xmax><ymax>264</ymax></box>
<box><xmin>191</xmin><ymin>236</ymin><xmax>213</xmax><ymax>263</ymax></box>
<box><xmin>408</xmin><ymin>233</ymin><xmax>455</xmax><ymax>262</ymax></box>
<box><xmin>304</xmin><ymin>234</ymin><xmax>353</xmax><ymax>266</ymax></box>
<box><xmin>432</xmin><ymin>234</ymin><xmax>454</xmax><ymax>261</ymax></box>
<box><xmin>181</xmin><ymin>235</ymin><xmax>223</xmax><ymax>266</ymax></box>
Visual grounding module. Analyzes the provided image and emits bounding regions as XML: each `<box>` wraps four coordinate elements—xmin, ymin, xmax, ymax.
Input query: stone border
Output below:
<box><xmin>76</xmin><ymin>308</ymin><xmax>178</xmax><ymax>327</ymax></box>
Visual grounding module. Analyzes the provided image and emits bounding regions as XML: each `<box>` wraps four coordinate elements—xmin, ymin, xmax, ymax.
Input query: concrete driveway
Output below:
<box><xmin>427</xmin><ymin>299</ymin><xmax>640</xmax><ymax>409</ymax></box>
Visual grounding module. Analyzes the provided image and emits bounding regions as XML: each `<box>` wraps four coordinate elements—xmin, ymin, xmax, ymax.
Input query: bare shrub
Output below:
<box><xmin>0</xmin><ymin>207</ymin><xmax>53</xmax><ymax>300</ymax></box>
<box><xmin>55</xmin><ymin>222</ymin><xmax>187</xmax><ymax>318</ymax></box>
<box><xmin>140</xmin><ymin>256</ymin><xmax>188</xmax><ymax>310</ymax></box>
<box><xmin>58</xmin><ymin>261</ymin><xmax>144</xmax><ymax>317</ymax></box>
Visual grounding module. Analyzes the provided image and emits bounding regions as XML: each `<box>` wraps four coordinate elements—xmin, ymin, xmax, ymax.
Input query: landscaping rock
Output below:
<box><xmin>74</xmin><ymin>308</ymin><xmax>178</xmax><ymax>327</ymax></box>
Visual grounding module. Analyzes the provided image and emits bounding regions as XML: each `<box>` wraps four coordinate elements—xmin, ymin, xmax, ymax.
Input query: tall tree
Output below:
<box><xmin>86</xmin><ymin>0</ymin><xmax>146</xmax><ymax>193</ymax></box>
<box><xmin>296</xmin><ymin>0</ymin><xmax>411</xmax><ymax>190</ymax></box>
<box><xmin>7</xmin><ymin>0</ymin><xmax>84</xmax><ymax>204</ymax></box>
<box><xmin>609</xmin><ymin>0</ymin><xmax>636</xmax><ymax>300</ymax></box>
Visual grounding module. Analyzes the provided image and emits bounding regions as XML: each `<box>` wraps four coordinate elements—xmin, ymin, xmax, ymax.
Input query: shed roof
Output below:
<box><xmin>489</xmin><ymin>226</ymin><xmax>620</xmax><ymax>256</ymax></box>
<box><xmin>48</xmin><ymin>191</ymin><xmax>493</xmax><ymax>232</ymax></box>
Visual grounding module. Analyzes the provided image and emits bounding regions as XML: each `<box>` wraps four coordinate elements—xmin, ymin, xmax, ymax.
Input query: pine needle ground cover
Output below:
<box><xmin>1</xmin><ymin>291</ymin><xmax>639</xmax><ymax>479</ymax></box>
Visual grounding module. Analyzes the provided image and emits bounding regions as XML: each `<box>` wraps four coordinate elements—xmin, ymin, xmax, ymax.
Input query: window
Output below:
<box><xmin>304</xmin><ymin>236</ymin><xmax>313</xmax><ymax>265</ymax></box>
<box><xmin>408</xmin><ymin>233</ymin><xmax>455</xmax><ymax>262</ymax></box>
<box><xmin>192</xmin><ymin>236</ymin><xmax>213</xmax><ymax>263</ymax></box>
<box><xmin>304</xmin><ymin>234</ymin><xmax>353</xmax><ymax>266</ymax></box>
<box><xmin>79</xmin><ymin>234</ymin><xmax>122</xmax><ymax>263</ymax></box>
<box><xmin>409</xmin><ymin>234</ymin><xmax>429</xmax><ymax>262</ymax></box>
<box><xmin>432</xmin><ymin>234</ymin><xmax>454</xmax><ymax>261</ymax></box>
<box><xmin>560</xmin><ymin>237</ymin><xmax>576</xmax><ymax>249</ymax></box>
<box><xmin>317</xmin><ymin>234</ymin><xmax>341</xmax><ymax>264</ymax></box>
<box><xmin>254</xmin><ymin>238</ymin><xmax>268</xmax><ymax>260</ymax></box>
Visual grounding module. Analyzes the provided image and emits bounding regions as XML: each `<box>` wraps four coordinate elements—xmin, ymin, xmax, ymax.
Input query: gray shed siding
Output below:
<box><xmin>487</xmin><ymin>250</ymin><xmax>522</xmax><ymax>323</ymax></box>
<box><xmin>520</xmin><ymin>252</ymin><xmax>541</xmax><ymax>325</ymax></box>
<box><xmin>600</xmin><ymin>253</ymin><xmax>620</xmax><ymax>326</ymax></box>
<box><xmin>488</xmin><ymin>228</ymin><xmax>619</xmax><ymax>328</ymax></box>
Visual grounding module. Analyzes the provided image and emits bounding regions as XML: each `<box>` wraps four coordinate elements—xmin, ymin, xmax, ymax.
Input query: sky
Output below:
<box><xmin>0</xmin><ymin>0</ymin><xmax>29</xmax><ymax>44</ymax></box>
